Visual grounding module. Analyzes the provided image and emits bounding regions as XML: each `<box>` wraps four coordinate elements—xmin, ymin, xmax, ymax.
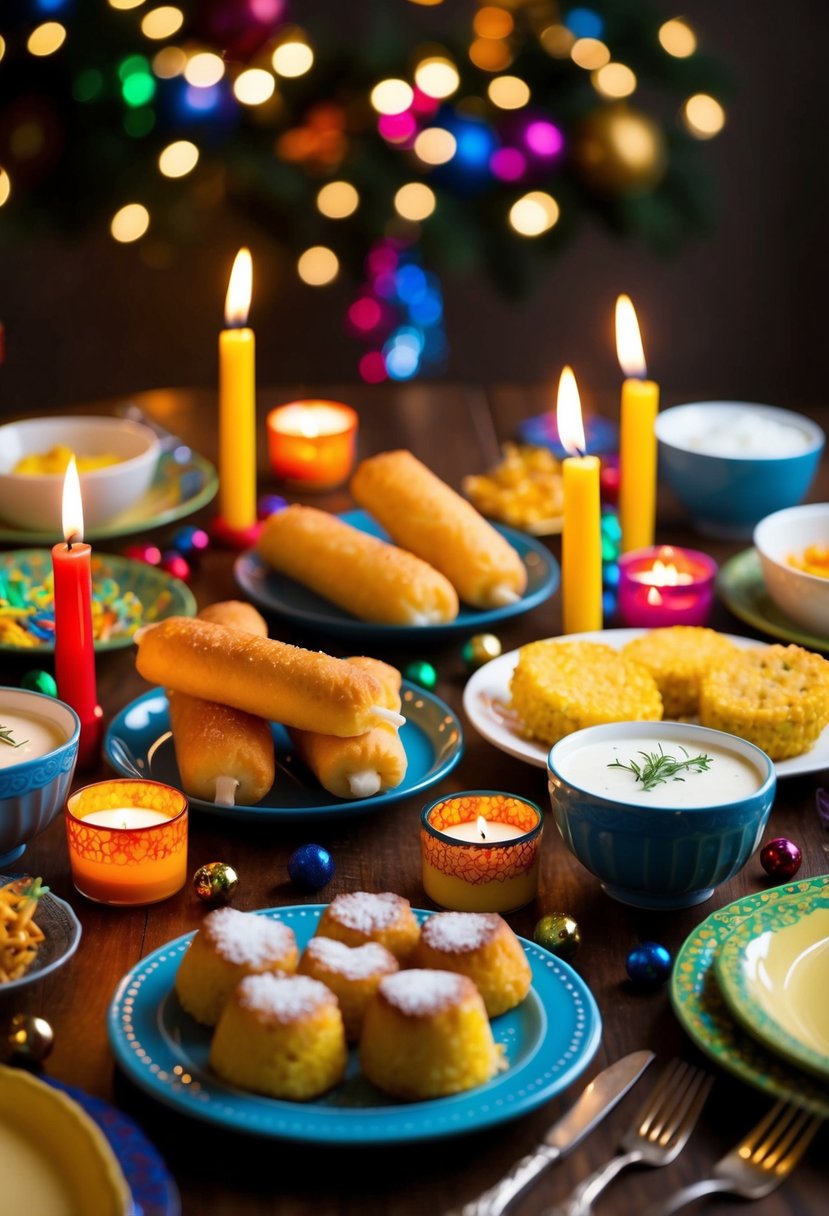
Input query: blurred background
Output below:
<box><xmin>0</xmin><ymin>0</ymin><xmax>825</xmax><ymax>417</ymax></box>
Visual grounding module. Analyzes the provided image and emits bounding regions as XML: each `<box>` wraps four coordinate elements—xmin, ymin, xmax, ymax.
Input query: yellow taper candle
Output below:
<box><xmin>557</xmin><ymin>366</ymin><xmax>602</xmax><ymax>634</ymax></box>
<box><xmin>616</xmin><ymin>294</ymin><xmax>660</xmax><ymax>553</ymax></box>
<box><xmin>219</xmin><ymin>247</ymin><xmax>256</xmax><ymax>531</ymax></box>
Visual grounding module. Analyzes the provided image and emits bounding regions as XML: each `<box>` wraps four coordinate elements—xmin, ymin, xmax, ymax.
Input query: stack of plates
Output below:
<box><xmin>671</xmin><ymin>874</ymin><xmax>829</xmax><ymax>1115</ymax></box>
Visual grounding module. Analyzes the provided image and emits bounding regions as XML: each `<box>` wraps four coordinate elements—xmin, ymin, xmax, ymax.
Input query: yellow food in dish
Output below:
<box><xmin>13</xmin><ymin>444</ymin><xmax>121</xmax><ymax>475</ymax></box>
<box><xmin>314</xmin><ymin>891</ymin><xmax>421</xmax><ymax>962</ymax></box>
<box><xmin>621</xmin><ymin>627</ymin><xmax>739</xmax><ymax>718</ymax></box>
<box><xmin>787</xmin><ymin>544</ymin><xmax>829</xmax><ymax>578</ymax></box>
<box><xmin>510</xmin><ymin>640</ymin><xmax>663</xmax><ymax>746</ymax></box>
<box><xmin>462</xmin><ymin>443</ymin><xmax>564</xmax><ymax>532</ymax></box>
<box><xmin>298</xmin><ymin>936</ymin><xmax>399</xmax><ymax>1042</ymax></box>
<box><xmin>410</xmin><ymin>911</ymin><xmax>531</xmax><ymax>1017</ymax></box>
<box><xmin>0</xmin><ymin>877</ymin><xmax>46</xmax><ymax>983</ymax></box>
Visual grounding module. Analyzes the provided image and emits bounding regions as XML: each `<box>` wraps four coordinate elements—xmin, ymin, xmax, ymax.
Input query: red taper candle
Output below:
<box><xmin>52</xmin><ymin>456</ymin><xmax>103</xmax><ymax>769</ymax></box>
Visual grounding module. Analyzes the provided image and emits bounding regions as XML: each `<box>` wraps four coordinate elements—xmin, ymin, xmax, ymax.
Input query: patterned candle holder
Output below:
<box><xmin>421</xmin><ymin>791</ymin><xmax>543</xmax><ymax>913</ymax></box>
<box><xmin>66</xmin><ymin>779</ymin><xmax>188</xmax><ymax>906</ymax></box>
<box><xmin>617</xmin><ymin>545</ymin><xmax>717</xmax><ymax>628</ymax></box>
<box><xmin>266</xmin><ymin>400</ymin><xmax>358</xmax><ymax>489</ymax></box>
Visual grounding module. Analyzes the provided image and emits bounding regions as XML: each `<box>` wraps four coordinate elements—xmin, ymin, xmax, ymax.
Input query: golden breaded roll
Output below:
<box><xmin>289</xmin><ymin>657</ymin><xmax>408</xmax><ymax>798</ymax></box>
<box><xmin>168</xmin><ymin>600</ymin><xmax>274</xmax><ymax>806</ymax></box>
<box><xmin>136</xmin><ymin>617</ymin><xmax>401</xmax><ymax>737</ymax></box>
<box><xmin>256</xmin><ymin>504</ymin><xmax>458</xmax><ymax>626</ymax></box>
<box><xmin>351</xmin><ymin>449</ymin><xmax>528</xmax><ymax>609</ymax></box>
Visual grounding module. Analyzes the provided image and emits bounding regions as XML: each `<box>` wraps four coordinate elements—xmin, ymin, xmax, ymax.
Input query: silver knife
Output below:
<box><xmin>456</xmin><ymin>1050</ymin><xmax>655</xmax><ymax>1216</ymax></box>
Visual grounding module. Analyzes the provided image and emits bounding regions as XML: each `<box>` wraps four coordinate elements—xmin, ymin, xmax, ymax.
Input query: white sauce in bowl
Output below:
<box><xmin>0</xmin><ymin>709</ymin><xmax>66</xmax><ymax>768</ymax></box>
<box><xmin>666</xmin><ymin>407</ymin><xmax>811</xmax><ymax>458</ymax></box>
<box><xmin>556</xmin><ymin>735</ymin><xmax>764</xmax><ymax>808</ymax></box>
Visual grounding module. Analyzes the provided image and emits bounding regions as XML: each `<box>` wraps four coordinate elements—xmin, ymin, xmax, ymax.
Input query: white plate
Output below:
<box><xmin>462</xmin><ymin>628</ymin><xmax>829</xmax><ymax>779</ymax></box>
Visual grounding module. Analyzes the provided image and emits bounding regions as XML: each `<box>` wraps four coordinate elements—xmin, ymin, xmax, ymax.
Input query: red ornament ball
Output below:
<box><xmin>124</xmin><ymin>544</ymin><xmax>162</xmax><ymax>566</ymax></box>
<box><xmin>159</xmin><ymin>551</ymin><xmax>191</xmax><ymax>581</ymax></box>
<box><xmin>760</xmin><ymin>837</ymin><xmax>802</xmax><ymax>881</ymax></box>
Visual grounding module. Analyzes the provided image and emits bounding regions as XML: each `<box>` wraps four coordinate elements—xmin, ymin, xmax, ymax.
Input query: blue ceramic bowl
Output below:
<box><xmin>547</xmin><ymin>721</ymin><xmax>776</xmax><ymax>910</ymax></box>
<box><xmin>655</xmin><ymin>402</ymin><xmax>824</xmax><ymax>540</ymax></box>
<box><xmin>0</xmin><ymin>688</ymin><xmax>80</xmax><ymax>866</ymax></box>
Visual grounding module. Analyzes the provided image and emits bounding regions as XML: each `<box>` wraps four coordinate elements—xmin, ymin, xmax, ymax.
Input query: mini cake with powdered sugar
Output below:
<box><xmin>410</xmin><ymin>912</ymin><xmax>531</xmax><ymax>1017</ymax></box>
<box><xmin>359</xmin><ymin>969</ymin><xmax>505</xmax><ymax>1100</ymax></box>
<box><xmin>314</xmin><ymin>891</ymin><xmax>420</xmax><ymax>962</ymax></box>
<box><xmin>210</xmin><ymin>973</ymin><xmax>347</xmax><ymax>1100</ymax></box>
<box><xmin>297</xmin><ymin>936</ymin><xmax>399</xmax><ymax>1042</ymax></box>
<box><xmin>174</xmin><ymin>907</ymin><xmax>299</xmax><ymax>1027</ymax></box>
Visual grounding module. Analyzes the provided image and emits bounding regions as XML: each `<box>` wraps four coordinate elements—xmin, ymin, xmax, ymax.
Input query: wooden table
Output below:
<box><xmin>4</xmin><ymin>385</ymin><xmax>827</xmax><ymax>1216</ymax></box>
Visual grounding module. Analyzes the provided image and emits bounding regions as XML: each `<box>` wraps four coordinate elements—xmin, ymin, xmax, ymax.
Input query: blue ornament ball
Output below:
<box><xmin>21</xmin><ymin>669</ymin><xmax>57</xmax><ymax>697</ymax></box>
<box><xmin>287</xmin><ymin>843</ymin><xmax>335</xmax><ymax>892</ymax></box>
<box><xmin>258</xmin><ymin>494</ymin><xmax>288</xmax><ymax>521</ymax></box>
<box><xmin>626</xmin><ymin>941</ymin><xmax>672</xmax><ymax>986</ymax></box>
<box><xmin>171</xmin><ymin>525</ymin><xmax>210</xmax><ymax>557</ymax></box>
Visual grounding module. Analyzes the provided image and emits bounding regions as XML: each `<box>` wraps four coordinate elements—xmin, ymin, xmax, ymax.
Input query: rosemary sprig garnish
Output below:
<box><xmin>608</xmin><ymin>744</ymin><xmax>713</xmax><ymax>792</ymax></box>
<box><xmin>0</xmin><ymin>725</ymin><xmax>27</xmax><ymax>749</ymax></box>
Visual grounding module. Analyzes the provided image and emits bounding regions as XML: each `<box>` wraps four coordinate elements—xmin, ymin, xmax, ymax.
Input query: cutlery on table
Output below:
<box><xmin>544</xmin><ymin>1058</ymin><xmax>713</xmax><ymax>1216</ymax></box>
<box><xmin>642</xmin><ymin>1099</ymin><xmax>822</xmax><ymax>1216</ymax></box>
<box><xmin>452</xmin><ymin>1049</ymin><xmax>654</xmax><ymax>1216</ymax></box>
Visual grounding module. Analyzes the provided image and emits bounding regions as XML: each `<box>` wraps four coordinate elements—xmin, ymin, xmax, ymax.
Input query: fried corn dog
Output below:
<box><xmin>136</xmin><ymin>616</ymin><xmax>402</xmax><ymax>737</ymax></box>
<box><xmin>256</xmin><ymin>504</ymin><xmax>459</xmax><ymax>626</ymax></box>
<box><xmin>290</xmin><ymin>657</ymin><xmax>408</xmax><ymax>799</ymax></box>
<box><xmin>167</xmin><ymin>601</ymin><xmax>274</xmax><ymax>806</ymax></box>
<box><xmin>350</xmin><ymin>450</ymin><xmax>528</xmax><ymax>609</ymax></box>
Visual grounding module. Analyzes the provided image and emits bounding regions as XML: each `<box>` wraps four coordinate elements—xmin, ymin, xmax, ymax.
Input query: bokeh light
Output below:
<box><xmin>474</xmin><ymin>6</ymin><xmax>513</xmax><ymax>38</ymax></box>
<box><xmin>571</xmin><ymin>38</ymin><xmax>610</xmax><ymax>70</ymax></box>
<box><xmin>158</xmin><ymin>139</ymin><xmax>199</xmax><ymax>177</ymax></box>
<box><xmin>184</xmin><ymin>52</ymin><xmax>225</xmax><ymax>87</ymax></box>
<box><xmin>565</xmin><ymin>7</ymin><xmax>605</xmax><ymax>39</ymax></box>
<box><xmin>414</xmin><ymin>58</ymin><xmax>460</xmax><ymax>99</ymax></box>
<box><xmin>413</xmin><ymin>127</ymin><xmax>457</xmax><ymax>164</ymax></box>
<box><xmin>509</xmin><ymin>191</ymin><xmax>559</xmax><ymax>236</ymax></box>
<box><xmin>140</xmin><ymin>6</ymin><xmax>183</xmax><ymax>40</ymax></box>
<box><xmin>593</xmin><ymin>63</ymin><xmax>637</xmax><ymax>98</ymax></box>
<box><xmin>370</xmin><ymin>79</ymin><xmax>414</xmax><ymax>115</ymax></box>
<box><xmin>27</xmin><ymin>22</ymin><xmax>66</xmax><ymax>56</ymax></box>
<box><xmin>272</xmin><ymin>41</ymin><xmax>314</xmax><ymax>78</ymax></box>
<box><xmin>0</xmin><ymin>37</ymin><xmax>5</xmax><ymax>63</ymax></box>
<box><xmin>108</xmin><ymin>0</ymin><xmax>145</xmax><ymax>8</ymax></box>
<box><xmin>0</xmin><ymin>169</ymin><xmax>10</xmax><ymax>207</ymax></box>
<box><xmin>488</xmin><ymin>76</ymin><xmax>530</xmax><ymax>109</ymax></box>
<box><xmin>73</xmin><ymin>68</ymin><xmax>104</xmax><ymax>101</ymax></box>
<box><xmin>359</xmin><ymin>352</ymin><xmax>387</xmax><ymax>383</ymax></box>
<box><xmin>490</xmin><ymin>147</ymin><xmax>526</xmax><ymax>181</ymax></box>
<box><xmin>469</xmin><ymin>38</ymin><xmax>512</xmax><ymax>71</ymax></box>
<box><xmin>120</xmin><ymin>56</ymin><xmax>156</xmax><ymax>107</ymax></box>
<box><xmin>683</xmin><ymin>93</ymin><xmax>725</xmax><ymax>138</ymax></box>
<box><xmin>524</xmin><ymin>119</ymin><xmax>564</xmax><ymax>159</ymax></box>
<box><xmin>540</xmin><ymin>24</ymin><xmax>574</xmax><ymax>56</ymax></box>
<box><xmin>378</xmin><ymin>112</ymin><xmax>417</xmax><ymax>144</ymax></box>
<box><xmin>233</xmin><ymin>69</ymin><xmax>276</xmax><ymax>106</ymax></box>
<box><xmin>394</xmin><ymin>182</ymin><xmax>436</xmax><ymax>221</ymax></box>
<box><xmin>297</xmin><ymin>246</ymin><xmax>339</xmax><ymax>285</ymax></box>
<box><xmin>317</xmin><ymin>180</ymin><xmax>359</xmax><ymax>218</ymax></box>
<box><xmin>111</xmin><ymin>203</ymin><xmax>150</xmax><ymax>242</ymax></box>
<box><xmin>152</xmin><ymin>46</ymin><xmax>186</xmax><ymax>77</ymax></box>
<box><xmin>659</xmin><ymin>18</ymin><xmax>697</xmax><ymax>58</ymax></box>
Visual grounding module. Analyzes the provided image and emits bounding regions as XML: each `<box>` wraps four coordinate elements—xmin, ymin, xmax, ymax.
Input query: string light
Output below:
<box><xmin>233</xmin><ymin>69</ymin><xmax>276</xmax><ymax>106</ymax></box>
<box><xmin>593</xmin><ymin>63</ymin><xmax>637</xmax><ymax>98</ymax></box>
<box><xmin>184</xmin><ymin>53</ymin><xmax>224</xmax><ymax>88</ymax></box>
<box><xmin>108</xmin><ymin>0</ymin><xmax>145</xmax><ymax>8</ymax></box>
<box><xmin>111</xmin><ymin>202</ymin><xmax>150</xmax><ymax>242</ymax></box>
<box><xmin>509</xmin><ymin>191</ymin><xmax>559</xmax><ymax>236</ymax></box>
<box><xmin>317</xmin><ymin>181</ymin><xmax>359</xmax><ymax>218</ymax></box>
<box><xmin>683</xmin><ymin>93</ymin><xmax>725</xmax><ymax>138</ymax></box>
<box><xmin>152</xmin><ymin>46</ymin><xmax>186</xmax><ymax>78</ymax></box>
<box><xmin>27</xmin><ymin>22</ymin><xmax>66</xmax><ymax>56</ymax></box>
<box><xmin>297</xmin><ymin>246</ymin><xmax>339</xmax><ymax>285</ymax></box>
<box><xmin>414</xmin><ymin>58</ymin><xmax>460</xmax><ymax>99</ymax></box>
<box><xmin>540</xmin><ymin>24</ymin><xmax>575</xmax><ymax>56</ymax></box>
<box><xmin>659</xmin><ymin>18</ymin><xmax>697</xmax><ymax>58</ymax></box>
<box><xmin>272</xmin><ymin>41</ymin><xmax>314</xmax><ymax>78</ymax></box>
<box><xmin>0</xmin><ymin>169</ymin><xmax>10</xmax><ymax>207</ymax></box>
<box><xmin>469</xmin><ymin>38</ymin><xmax>512</xmax><ymax>71</ymax></box>
<box><xmin>140</xmin><ymin>7</ymin><xmax>183</xmax><ymax>40</ymax></box>
<box><xmin>0</xmin><ymin>36</ymin><xmax>6</xmax><ymax>63</ymax></box>
<box><xmin>488</xmin><ymin>76</ymin><xmax>530</xmax><ymax>109</ymax></box>
<box><xmin>158</xmin><ymin>139</ymin><xmax>199</xmax><ymax>177</ymax></box>
<box><xmin>394</xmin><ymin>182</ymin><xmax>436</xmax><ymax>220</ymax></box>
<box><xmin>474</xmin><ymin>6</ymin><xmax>513</xmax><ymax>38</ymax></box>
<box><xmin>413</xmin><ymin>127</ymin><xmax>456</xmax><ymax>164</ymax></box>
<box><xmin>571</xmin><ymin>38</ymin><xmax>610</xmax><ymax>70</ymax></box>
<box><xmin>370</xmin><ymin>79</ymin><xmax>414</xmax><ymax>115</ymax></box>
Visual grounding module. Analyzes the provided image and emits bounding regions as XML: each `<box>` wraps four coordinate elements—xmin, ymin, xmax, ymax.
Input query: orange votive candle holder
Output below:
<box><xmin>266</xmin><ymin>400</ymin><xmax>358</xmax><ymax>490</ymax></box>
<box><xmin>65</xmin><ymin>779</ymin><xmax>188</xmax><ymax>906</ymax></box>
<box><xmin>421</xmin><ymin>791</ymin><xmax>544</xmax><ymax>913</ymax></box>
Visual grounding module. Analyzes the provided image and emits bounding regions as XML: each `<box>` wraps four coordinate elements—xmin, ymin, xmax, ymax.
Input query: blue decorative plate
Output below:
<box><xmin>107</xmin><ymin>906</ymin><xmax>601</xmax><ymax>1145</ymax></box>
<box><xmin>44</xmin><ymin>1077</ymin><xmax>180</xmax><ymax>1216</ymax></box>
<box><xmin>0</xmin><ymin>550</ymin><xmax>196</xmax><ymax>653</ymax></box>
<box><xmin>104</xmin><ymin>684</ymin><xmax>463</xmax><ymax>822</ymax></box>
<box><xmin>0</xmin><ymin>874</ymin><xmax>81</xmax><ymax>993</ymax></box>
<box><xmin>234</xmin><ymin>510</ymin><xmax>559</xmax><ymax>643</ymax></box>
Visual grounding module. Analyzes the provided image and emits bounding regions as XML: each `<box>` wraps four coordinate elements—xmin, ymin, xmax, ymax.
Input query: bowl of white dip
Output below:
<box><xmin>655</xmin><ymin>402</ymin><xmax>824</xmax><ymax>539</ymax></box>
<box><xmin>0</xmin><ymin>688</ymin><xmax>80</xmax><ymax>866</ymax></box>
<box><xmin>547</xmin><ymin>720</ymin><xmax>776</xmax><ymax>909</ymax></box>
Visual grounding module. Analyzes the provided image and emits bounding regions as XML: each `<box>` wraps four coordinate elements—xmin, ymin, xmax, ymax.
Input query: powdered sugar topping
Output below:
<box><xmin>236</xmin><ymin>973</ymin><xmax>333</xmax><ymax>1021</ymax></box>
<box><xmin>203</xmin><ymin>907</ymin><xmax>296</xmax><ymax>967</ymax></box>
<box><xmin>379</xmin><ymin>969</ymin><xmax>470</xmax><ymax>1016</ymax></box>
<box><xmin>328</xmin><ymin>891</ymin><xmax>408</xmax><ymax>934</ymax></box>
<box><xmin>422</xmin><ymin>912</ymin><xmax>499</xmax><ymax>954</ymax></box>
<box><xmin>304</xmin><ymin>936</ymin><xmax>397</xmax><ymax>980</ymax></box>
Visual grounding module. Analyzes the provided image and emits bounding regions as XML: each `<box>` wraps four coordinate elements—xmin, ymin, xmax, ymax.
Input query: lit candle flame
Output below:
<box><xmin>61</xmin><ymin>455</ymin><xmax>84</xmax><ymax>544</ymax></box>
<box><xmin>646</xmin><ymin>586</ymin><xmax>663</xmax><ymax>606</ymax></box>
<box><xmin>224</xmin><ymin>247</ymin><xmax>253</xmax><ymax>328</ymax></box>
<box><xmin>615</xmin><ymin>294</ymin><xmax>648</xmax><ymax>379</ymax></box>
<box><xmin>556</xmin><ymin>365</ymin><xmax>586</xmax><ymax>457</ymax></box>
<box><xmin>477</xmin><ymin>816</ymin><xmax>488</xmax><ymax>840</ymax></box>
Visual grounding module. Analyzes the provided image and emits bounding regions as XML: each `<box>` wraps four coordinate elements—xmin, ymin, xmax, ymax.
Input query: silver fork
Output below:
<box><xmin>642</xmin><ymin>1099</ymin><xmax>822</xmax><ymax>1215</ymax></box>
<box><xmin>544</xmin><ymin>1059</ymin><xmax>714</xmax><ymax>1216</ymax></box>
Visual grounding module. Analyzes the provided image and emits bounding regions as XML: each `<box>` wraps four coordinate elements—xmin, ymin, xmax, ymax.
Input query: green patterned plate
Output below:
<box><xmin>716</xmin><ymin>549</ymin><xmax>829</xmax><ymax>653</ymax></box>
<box><xmin>715</xmin><ymin>888</ymin><xmax>829</xmax><ymax>1081</ymax></box>
<box><xmin>671</xmin><ymin>874</ymin><xmax>829</xmax><ymax>1115</ymax></box>
<box><xmin>0</xmin><ymin>549</ymin><xmax>196</xmax><ymax>653</ymax></box>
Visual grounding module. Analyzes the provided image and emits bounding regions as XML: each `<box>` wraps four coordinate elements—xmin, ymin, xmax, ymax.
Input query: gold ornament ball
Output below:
<box><xmin>193</xmin><ymin>861</ymin><xmax>240</xmax><ymax>905</ymax></box>
<box><xmin>463</xmin><ymin>633</ymin><xmax>503</xmax><ymax>671</ymax></box>
<box><xmin>572</xmin><ymin>104</ymin><xmax>667</xmax><ymax>196</ymax></box>
<box><xmin>533</xmin><ymin>913</ymin><xmax>582</xmax><ymax>960</ymax></box>
<box><xmin>3</xmin><ymin>1013</ymin><xmax>54</xmax><ymax>1066</ymax></box>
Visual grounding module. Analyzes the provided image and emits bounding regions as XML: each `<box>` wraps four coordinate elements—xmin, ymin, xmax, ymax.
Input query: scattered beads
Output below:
<box><xmin>462</xmin><ymin>633</ymin><xmax>502</xmax><ymax>671</ymax></box>
<box><xmin>626</xmin><ymin>941</ymin><xmax>672</xmax><ymax>986</ymax></box>
<box><xmin>193</xmin><ymin>861</ymin><xmax>240</xmax><ymax>905</ymax></box>
<box><xmin>760</xmin><ymin>837</ymin><xmax>802</xmax><ymax>881</ymax></box>
<box><xmin>21</xmin><ymin>669</ymin><xmax>57</xmax><ymax>696</ymax></box>
<box><xmin>533</xmin><ymin>913</ymin><xmax>581</xmax><ymax>960</ymax></box>
<box><xmin>404</xmin><ymin>660</ymin><xmax>438</xmax><ymax>691</ymax></box>
<box><xmin>287</xmin><ymin>843</ymin><xmax>335</xmax><ymax>892</ymax></box>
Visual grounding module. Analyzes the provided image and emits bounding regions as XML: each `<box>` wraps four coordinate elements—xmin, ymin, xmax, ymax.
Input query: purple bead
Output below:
<box><xmin>760</xmin><ymin>837</ymin><xmax>802</xmax><ymax>881</ymax></box>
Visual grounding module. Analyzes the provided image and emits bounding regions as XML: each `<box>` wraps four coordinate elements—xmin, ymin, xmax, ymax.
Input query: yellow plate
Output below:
<box><xmin>0</xmin><ymin>1065</ymin><xmax>131</xmax><ymax>1215</ymax></box>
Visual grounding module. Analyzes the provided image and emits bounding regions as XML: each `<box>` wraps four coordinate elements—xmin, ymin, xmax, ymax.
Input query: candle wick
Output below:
<box><xmin>479</xmin><ymin>828</ymin><xmax>487</xmax><ymax>840</ymax></box>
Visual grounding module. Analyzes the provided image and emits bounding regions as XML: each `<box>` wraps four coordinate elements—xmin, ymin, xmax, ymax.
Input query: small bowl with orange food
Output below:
<box><xmin>0</xmin><ymin>415</ymin><xmax>160</xmax><ymax>532</ymax></box>
<box><xmin>754</xmin><ymin>503</ymin><xmax>829</xmax><ymax>638</ymax></box>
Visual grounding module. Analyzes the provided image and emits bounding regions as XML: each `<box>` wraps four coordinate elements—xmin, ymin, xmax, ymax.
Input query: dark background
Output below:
<box><xmin>1</xmin><ymin>0</ymin><xmax>827</xmax><ymax>417</ymax></box>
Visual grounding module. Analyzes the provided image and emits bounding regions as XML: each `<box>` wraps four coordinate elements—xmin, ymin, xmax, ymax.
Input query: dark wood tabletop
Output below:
<box><xmin>3</xmin><ymin>384</ymin><xmax>827</xmax><ymax>1216</ymax></box>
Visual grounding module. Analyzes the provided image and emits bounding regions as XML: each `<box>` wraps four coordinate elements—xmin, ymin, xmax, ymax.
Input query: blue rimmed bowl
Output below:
<box><xmin>0</xmin><ymin>688</ymin><xmax>80</xmax><ymax>866</ymax></box>
<box><xmin>547</xmin><ymin>721</ymin><xmax>776</xmax><ymax>910</ymax></box>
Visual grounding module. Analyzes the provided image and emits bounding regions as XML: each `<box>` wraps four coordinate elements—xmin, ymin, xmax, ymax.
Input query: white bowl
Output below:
<box><xmin>754</xmin><ymin>503</ymin><xmax>829</xmax><ymax>637</ymax></box>
<box><xmin>0</xmin><ymin>416</ymin><xmax>160</xmax><ymax>531</ymax></box>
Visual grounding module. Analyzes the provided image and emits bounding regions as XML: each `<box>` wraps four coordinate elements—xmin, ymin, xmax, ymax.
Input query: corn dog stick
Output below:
<box><xmin>136</xmin><ymin>616</ymin><xmax>403</xmax><ymax>736</ymax></box>
<box><xmin>351</xmin><ymin>449</ymin><xmax>528</xmax><ymax>609</ymax></box>
<box><xmin>255</xmin><ymin>504</ymin><xmax>459</xmax><ymax>626</ymax></box>
<box><xmin>289</xmin><ymin>657</ymin><xmax>408</xmax><ymax>799</ymax></box>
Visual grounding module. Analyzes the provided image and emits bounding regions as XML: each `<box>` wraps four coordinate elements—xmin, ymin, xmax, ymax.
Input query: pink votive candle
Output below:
<box><xmin>617</xmin><ymin>545</ymin><xmax>718</xmax><ymax>628</ymax></box>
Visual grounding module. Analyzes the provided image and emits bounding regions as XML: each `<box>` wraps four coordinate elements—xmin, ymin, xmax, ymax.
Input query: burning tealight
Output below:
<box><xmin>266</xmin><ymin>400</ymin><xmax>358</xmax><ymax>490</ymax></box>
<box><xmin>617</xmin><ymin>545</ymin><xmax>717</xmax><ymax>627</ymax></box>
